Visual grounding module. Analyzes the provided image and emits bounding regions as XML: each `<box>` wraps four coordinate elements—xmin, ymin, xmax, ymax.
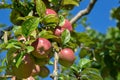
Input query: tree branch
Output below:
<box><xmin>70</xmin><ymin>0</ymin><xmax>97</xmax><ymax>24</ymax></box>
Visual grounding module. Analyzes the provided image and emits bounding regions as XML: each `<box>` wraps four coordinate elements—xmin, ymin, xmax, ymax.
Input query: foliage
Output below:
<box><xmin>0</xmin><ymin>0</ymin><xmax>119</xmax><ymax>80</ymax></box>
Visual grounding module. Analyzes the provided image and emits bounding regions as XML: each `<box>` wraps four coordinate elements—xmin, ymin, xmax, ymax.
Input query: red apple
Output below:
<box><xmin>12</xmin><ymin>54</ymin><xmax>35</xmax><ymax>79</ymax></box>
<box><xmin>59</xmin><ymin>48</ymin><xmax>75</xmax><ymax>67</ymax></box>
<box><xmin>31</xmin><ymin>38</ymin><xmax>52</xmax><ymax>58</ymax></box>
<box><xmin>61</xmin><ymin>19</ymin><xmax>72</xmax><ymax>31</ymax></box>
<box><xmin>54</xmin><ymin>19</ymin><xmax>72</xmax><ymax>36</ymax></box>
<box><xmin>54</xmin><ymin>27</ymin><xmax>65</xmax><ymax>36</ymax></box>
<box><xmin>46</xmin><ymin>9</ymin><xmax>57</xmax><ymax>15</ymax></box>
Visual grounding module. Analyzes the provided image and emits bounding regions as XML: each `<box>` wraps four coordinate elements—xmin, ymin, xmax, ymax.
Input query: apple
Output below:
<box><xmin>38</xmin><ymin>66</ymin><xmax>50</xmax><ymax>78</ymax></box>
<box><xmin>61</xmin><ymin>19</ymin><xmax>72</xmax><ymax>31</ymax></box>
<box><xmin>12</xmin><ymin>54</ymin><xmax>35</xmax><ymax>79</ymax></box>
<box><xmin>54</xmin><ymin>19</ymin><xmax>72</xmax><ymax>36</ymax></box>
<box><xmin>46</xmin><ymin>9</ymin><xmax>57</xmax><ymax>15</ymax></box>
<box><xmin>59</xmin><ymin>48</ymin><xmax>75</xmax><ymax>67</ymax></box>
<box><xmin>54</xmin><ymin>27</ymin><xmax>65</xmax><ymax>36</ymax></box>
<box><xmin>31</xmin><ymin>38</ymin><xmax>52</xmax><ymax>58</ymax></box>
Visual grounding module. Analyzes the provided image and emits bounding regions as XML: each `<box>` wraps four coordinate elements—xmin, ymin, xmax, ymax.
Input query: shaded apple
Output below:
<box><xmin>12</xmin><ymin>54</ymin><xmax>35</xmax><ymax>79</ymax></box>
<box><xmin>46</xmin><ymin>9</ymin><xmax>57</xmax><ymax>15</ymax></box>
<box><xmin>59</xmin><ymin>48</ymin><xmax>75</xmax><ymax>67</ymax></box>
<box><xmin>31</xmin><ymin>38</ymin><xmax>52</xmax><ymax>58</ymax></box>
<box><xmin>38</xmin><ymin>66</ymin><xmax>50</xmax><ymax>78</ymax></box>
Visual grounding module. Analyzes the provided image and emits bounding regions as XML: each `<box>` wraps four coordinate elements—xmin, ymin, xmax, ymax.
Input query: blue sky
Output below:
<box><xmin>0</xmin><ymin>0</ymin><xmax>119</xmax><ymax>80</ymax></box>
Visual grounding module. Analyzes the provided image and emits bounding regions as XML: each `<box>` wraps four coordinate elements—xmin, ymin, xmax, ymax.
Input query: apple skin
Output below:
<box><xmin>12</xmin><ymin>54</ymin><xmax>35</xmax><ymax>79</ymax></box>
<box><xmin>61</xmin><ymin>19</ymin><xmax>72</xmax><ymax>31</ymax></box>
<box><xmin>54</xmin><ymin>19</ymin><xmax>72</xmax><ymax>36</ymax></box>
<box><xmin>46</xmin><ymin>9</ymin><xmax>57</xmax><ymax>15</ymax></box>
<box><xmin>59</xmin><ymin>48</ymin><xmax>75</xmax><ymax>67</ymax></box>
<box><xmin>38</xmin><ymin>66</ymin><xmax>50</xmax><ymax>78</ymax></box>
<box><xmin>31</xmin><ymin>38</ymin><xmax>52</xmax><ymax>58</ymax></box>
<box><xmin>54</xmin><ymin>27</ymin><xmax>65</xmax><ymax>36</ymax></box>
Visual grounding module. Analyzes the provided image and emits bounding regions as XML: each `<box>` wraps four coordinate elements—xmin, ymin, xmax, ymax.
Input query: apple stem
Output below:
<box><xmin>53</xmin><ymin>51</ymin><xmax>59</xmax><ymax>80</ymax></box>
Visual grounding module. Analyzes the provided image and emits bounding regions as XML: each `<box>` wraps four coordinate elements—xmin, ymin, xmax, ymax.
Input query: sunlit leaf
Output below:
<box><xmin>43</xmin><ymin>15</ymin><xmax>59</xmax><ymax>28</ymax></box>
<box><xmin>78</xmin><ymin>58</ymin><xmax>91</xmax><ymax>69</ymax></box>
<box><xmin>62</xmin><ymin>0</ymin><xmax>79</xmax><ymax>6</ymax></box>
<box><xmin>15</xmin><ymin>52</ymin><xmax>25</xmax><ymax>68</ymax></box>
<box><xmin>22</xmin><ymin>17</ymin><xmax>40</xmax><ymax>37</ymax></box>
<box><xmin>61</xmin><ymin>29</ymin><xmax>71</xmax><ymax>45</ymax></box>
<box><xmin>39</xmin><ymin>30</ymin><xmax>57</xmax><ymax>39</ymax></box>
<box><xmin>36</xmin><ymin>0</ymin><xmax>46</xmax><ymax>17</ymax></box>
<box><xmin>26</xmin><ymin>46</ymin><xmax>34</xmax><ymax>53</ymax></box>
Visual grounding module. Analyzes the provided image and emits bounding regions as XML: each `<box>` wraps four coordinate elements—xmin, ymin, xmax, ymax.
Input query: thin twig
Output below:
<box><xmin>53</xmin><ymin>51</ymin><xmax>59</xmax><ymax>80</ymax></box>
<box><xmin>70</xmin><ymin>0</ymin><xmax>97</xmax><ymax>24</ymax></box>
<box><xmin>0</xmin><ymin>75</ymin><xmax>12</xmax><ymax>78</ymax></box>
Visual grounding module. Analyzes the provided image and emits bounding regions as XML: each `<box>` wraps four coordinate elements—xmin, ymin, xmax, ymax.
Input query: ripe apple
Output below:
<box><xmin>54</xmin><ymin>19</ymin><xmax>72</xmax><ymax>36</ymax></box>
<box><xmin>46</xmin><ymin>9</ymin><xmax>57</xmax><ymax>15</ymax></box>
<box><xmin>38</xmin><ymin>66</ymin><xmax>50</xmax><ymax>78</ymax></box>
<box><xmin>12</xmin><ymin>54</ymin><xmax>35</xmax><ymax>79</ymax></box>
<box><xmin>61</xmin><ymin>19</ymin><xmax>72</xmax><ymax>31</ymax></box>
<box><xmin>59</xmin><ymin>48</ymin><xmax>75</xmax><ymax>67</ymax></box>
<box><xmin>31</xmin><ymin>38</ymin><xmax>52</xmax><ymax>58</ymax></box>
<box><xmin>54</xmin><ymin>27</ymin><xmax>65</xmax><ymax>36</ymax></box>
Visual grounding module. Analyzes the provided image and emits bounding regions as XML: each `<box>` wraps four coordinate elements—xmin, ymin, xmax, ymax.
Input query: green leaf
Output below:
<box><xmin>43</xmin><ymin>15</ymin><xmax>59</xmax><ymax>27</ymax></box>
<box><xmin>78</xmin><ymin>58</ymin><xmax>91</xmax><ymax>69</ymax></box>
<box><xmin>12</xmin><ymin>26</ymin><xmax>22</xmax><ymax>36</ymax></box>
<box><xmin>61</xmin><ymin>29</ymin><xmax>71</xmax><ymax>45</ymax></box>
<box><xmin>15</xmin><ymin>52</ymin><xmax>25</xmax><ymax>68</ymax></box>
<box><xmin>77</xmin><ymin>32</ymin><xmax>94</xmax><ymax>47</ymax></box>
<box><xmin>81</xmin><ymin>68</ymin><xmax>103</xmax><ymax>80</ymax></box>
<box><xmin>59</xmin><ymin>15</ymin><xmax>65</xmax><ymax>26</ymax></box>
<box><xmin>6</xmin><ymin>40</ymin><xmax>23</xmax><ymax>49</ymax></box>
<box><xmin>22</xmin><ymin>17</ymin><xmax>40</xmax><ymax>37</ymax></box>
<box><xmin>62</xmin><ymin>0</ymin><xmax>79</xmax><ymax>6</ymax></box>
<box><xmin>0</xmin><ymin>66</ymin><xmax>6</xmax><ymax>72</ymax></box>
<box><xmin>36</xmin><ymin>0</ymin><xmax>46</xmax><ymax>17</ymax></box>
<box><xmin>79</xmin><ymin>48</ymin><xmax>89</xmax><ymax>58</ymax></box>
<box><xmin>26</xmin><ymin>46</ymin><xmax>34</xmax><ymax>53</ymax></box>
<box><xmin>38</xmin><ymin>30</ymin><xmax>57</xmax><ymax>39</ymax></box>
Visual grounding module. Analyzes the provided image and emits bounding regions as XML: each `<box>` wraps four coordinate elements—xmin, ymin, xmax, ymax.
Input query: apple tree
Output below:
<box><xmin>0</xmin><ymin>0</ymin><xmax>119</xmax><ymax>80</ymax></box>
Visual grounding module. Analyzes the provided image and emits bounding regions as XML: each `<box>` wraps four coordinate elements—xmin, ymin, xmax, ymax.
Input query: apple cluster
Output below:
<box><xmin>11</xmin><ymin>9</ymin><xmax>75</xmax><ymax>79</ymax></box>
